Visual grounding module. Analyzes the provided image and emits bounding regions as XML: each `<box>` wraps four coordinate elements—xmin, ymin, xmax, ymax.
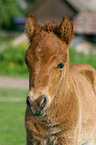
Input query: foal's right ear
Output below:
<box><xmin>25</xmin><ymin>14</ymin><xmax>41</xmax><ymax>40</ymax></box>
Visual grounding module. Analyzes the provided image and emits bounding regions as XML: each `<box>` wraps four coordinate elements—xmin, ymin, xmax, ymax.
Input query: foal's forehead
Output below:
<box><xmin>43</xmin><ymin>33</ymin><xmax>67</xmax><ymax>51</ymax></box>
<box><xmin>26</xmin><ymin>32</ymin><xmax>67</xmax><ymax>60</ymax></box>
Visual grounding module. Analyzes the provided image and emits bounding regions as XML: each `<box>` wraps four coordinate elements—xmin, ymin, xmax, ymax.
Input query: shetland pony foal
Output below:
<box><xmin>25</xmin><ymin>14</ymin><xmax>96</xmax><ymax>145</ymax></box>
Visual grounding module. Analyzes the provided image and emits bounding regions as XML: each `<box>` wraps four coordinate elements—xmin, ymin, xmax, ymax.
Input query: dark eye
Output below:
<box><xmin>57</xmin><ymin>62</ymin><xmax>64</xmax><ymax>69</ymax></box>
<box><xmin>25</xmin><ymin>59</ymin><xmax>28</xmax><ymax>67</ymax></box>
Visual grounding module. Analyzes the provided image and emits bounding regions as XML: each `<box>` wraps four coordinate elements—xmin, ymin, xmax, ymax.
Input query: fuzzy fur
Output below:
<box><xmin>25</xmin><ymin>14</ymin><xmax>96</xmax><ymax>145</ymax></box>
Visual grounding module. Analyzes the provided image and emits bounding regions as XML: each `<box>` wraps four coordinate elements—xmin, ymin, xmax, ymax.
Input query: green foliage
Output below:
<box><xmin>0</xmin><ymin>0</ymin><xmax>21</xmax><ymax>28</ymax></box>
<box><xmin>0</xmin><ymin>42</ymin><xmax>29</xmax><ymax>77</ymax></box>
<box><xmin>69</xmin><ymin>48</ymin><xmax>96</xmax><ymax>69</ymax></box>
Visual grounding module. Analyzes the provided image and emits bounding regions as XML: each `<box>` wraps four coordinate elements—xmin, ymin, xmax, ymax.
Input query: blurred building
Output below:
<box><xmin>67</xmin><ymin>0</ymin><xmax>96</xmax><ymax>12</ymax></box>
<box><xmin>72</xmin><ymin>11</ymin><xmax>96</xmax><ymax>43</ymax></box>
<box><xmin>73</xmin><ymin>11</ymin><xmax>96</xmax><ymax>35</ymax></box>
<box><xmin>15</xmin><ymin>0</ymin><xmax>96</xmax><ymax>31</ymax></box>
<box><xmin>14</xmin><ymin>0</ymin><xmax>78</xmax><ymax>30</ymax></box>
<box><xmin>13</xmin><ymin>0</ymin><xmax>96</xmax><ymax>49</ymax></box>
<box><xmin>27</xmin><ymin>0</ymin><xmax>77</xmax><ymax>24</ymax></box>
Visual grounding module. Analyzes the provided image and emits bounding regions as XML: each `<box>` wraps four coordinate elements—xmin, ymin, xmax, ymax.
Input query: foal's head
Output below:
<box><xmin>25</xmin><ymin>15</ymin><xmax>73</xmax><ymax>116</ymax></box>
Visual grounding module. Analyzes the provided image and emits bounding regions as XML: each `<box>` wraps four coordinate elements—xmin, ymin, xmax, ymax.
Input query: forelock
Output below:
<box><xmin>42</xmin><ymin>19</ymin><xmax>60</xmax><ymax>33</ymax></box>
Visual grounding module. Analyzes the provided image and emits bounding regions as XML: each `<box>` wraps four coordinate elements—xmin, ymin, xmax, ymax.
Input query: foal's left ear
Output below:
<box><xmin>58</xmin><ymin>16</ymin><xmax>73</xmax><ymax>44</ymax></box>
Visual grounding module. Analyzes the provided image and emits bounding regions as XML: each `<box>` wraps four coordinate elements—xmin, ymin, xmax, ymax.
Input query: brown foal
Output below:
<box><xmin>25</xmin><ymin>14</ymin><xmax>96</xmax><ymax>145</ymax></box>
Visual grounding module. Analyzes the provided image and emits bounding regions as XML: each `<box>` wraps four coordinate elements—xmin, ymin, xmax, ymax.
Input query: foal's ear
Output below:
<box><xmin>58</xmin><ymin>16</ymin><xmax>73</xmax><ymax>44</ymax></box>
<box><xmin>25</xmin><ymin>14</ymin><xmax>41</xmax><ymax>40</ymax></box>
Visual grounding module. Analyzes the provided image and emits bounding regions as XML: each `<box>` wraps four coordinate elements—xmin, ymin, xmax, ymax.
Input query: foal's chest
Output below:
<box><xmin>26</xmin><ymin>110</ymin><xmax>63</xmax><ymax>144</ymax></box>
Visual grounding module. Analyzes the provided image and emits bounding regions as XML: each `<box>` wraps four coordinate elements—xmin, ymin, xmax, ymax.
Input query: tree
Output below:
<box><xmin>0</xmin><ymin>0</ymin><xmax>21</xmax><ymax>28</ymax></box>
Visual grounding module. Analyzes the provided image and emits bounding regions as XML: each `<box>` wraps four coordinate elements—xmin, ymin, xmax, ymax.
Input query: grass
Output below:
<box><xmin>0</xmin><ymin>102</ymin><xmax>26</xmax><ymax>145</ymax></box>
<box><xmin>0</xmin><ymin>88</ymin><xmax>28</xmax><ymax>98</ymax></box>
<box><xmin>0</xmin><ymin>88</ymin><xmax>28</xmax><ymax>145</ymax></box>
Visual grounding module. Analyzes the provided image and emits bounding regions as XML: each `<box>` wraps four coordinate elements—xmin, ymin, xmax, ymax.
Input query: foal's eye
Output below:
<box><xmin>25</xmin><ymin>59</ymin><xmax>28</xmax><ymax>67</ymax></box>
<box><xmin>57</xmin><ymin>62</ymin><xmax>65</xmax><ymax>69</ymax></box>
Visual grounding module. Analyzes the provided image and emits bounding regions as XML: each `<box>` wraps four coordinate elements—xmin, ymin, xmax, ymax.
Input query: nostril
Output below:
<box><xmin>37</xmin><ymin>95</ymin><xmax>47</xmax><ymax>110</ymax></box>
<box><xmin>26</xmin><ymin>95</ymin><xmax>47</xmax><ymax>116</ymax></box>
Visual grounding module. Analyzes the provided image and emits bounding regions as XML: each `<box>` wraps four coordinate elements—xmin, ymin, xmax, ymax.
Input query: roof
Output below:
<box><xmin>67</xmin><ymin>0</ymin><xmax>96</xmax><ymax>12</ymax></box>
<box><xmin>28</xmin><ymin>0</ymin><xmax>77</xmax><ymax>23</ymax></box>
<box><xmin>73</xmin><ymin>11</ymin><xmax>96</xmax><ymax>34</ymax></box>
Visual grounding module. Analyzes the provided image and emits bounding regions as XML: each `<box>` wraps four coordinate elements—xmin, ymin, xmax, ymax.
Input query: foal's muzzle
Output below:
<box><xmin>26</xmin><ymin>95</ymin><xmax>47</xmax><ymax>116</ymax></box>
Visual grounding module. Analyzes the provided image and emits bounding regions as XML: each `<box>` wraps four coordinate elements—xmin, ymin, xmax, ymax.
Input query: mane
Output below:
<box><xmin>42</xmin><ymin>19</ymin><xmax>60</xmax><ymax>33</ymax></box>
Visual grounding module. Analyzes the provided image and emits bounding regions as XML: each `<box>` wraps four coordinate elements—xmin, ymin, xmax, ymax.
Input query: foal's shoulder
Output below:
<box><xmin>70</xmin><ymin>64</ymin><xmax>96</xmax><ymax>91</ymax></box>
<box><xmin>70</xmin><ymin>64</ymin><xmax>96</xmax><ymax>73</ymax></box>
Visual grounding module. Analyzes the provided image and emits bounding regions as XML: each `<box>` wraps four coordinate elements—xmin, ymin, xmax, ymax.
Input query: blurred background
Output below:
<box><xmin>0</xmin><ymin>0</ymin><xmax>96</xmax><ymax>145</ymax></box>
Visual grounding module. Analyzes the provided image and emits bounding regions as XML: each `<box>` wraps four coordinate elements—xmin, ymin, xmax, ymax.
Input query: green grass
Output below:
<box><xmin>0</xmin><ymin>102</ymin><xmax>26</xmax><ymax>145</ymax></box>
<box><xmin>0</xmin><ymin>88</ymin><xmax>28</xmax><ymax>98</ymax></box>
<box><xmin>0</xmin><ymin>88</ymin><xmax>28</xmax><ymax>145</ymax></box>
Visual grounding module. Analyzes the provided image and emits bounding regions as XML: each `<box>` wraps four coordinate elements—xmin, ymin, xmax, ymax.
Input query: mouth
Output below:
<box><xmin>26</xmin><ymin>95</ymin><xmax>47</xmax><ymax>116</ymax></box>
